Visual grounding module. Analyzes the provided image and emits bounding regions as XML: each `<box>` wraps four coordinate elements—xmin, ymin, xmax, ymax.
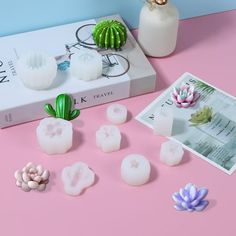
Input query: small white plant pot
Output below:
<box><xmin>17</xmin><ymin>51</ymin><xmax>57</xmax><ymax>90</ymax></box>
<box><xmin>36</xmin><ymin>117</ymin><xmax>73</xmax><ymax>155</ymax></box>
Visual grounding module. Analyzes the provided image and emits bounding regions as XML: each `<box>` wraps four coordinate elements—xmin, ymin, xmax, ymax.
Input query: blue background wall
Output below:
<box><xmin>1</xmin><ymin>0</ymin><xmax>236</xmax><ymax>36</ymax></box>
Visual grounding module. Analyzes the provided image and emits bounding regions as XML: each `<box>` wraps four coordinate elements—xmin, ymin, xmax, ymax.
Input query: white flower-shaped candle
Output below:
<box><xmin>61</xmin><ymin>162</ymin><xmax>95</xmax><ymax>196</ymax></box>
<box><xmin>70</xmin><ymin>49</ymin><xmax>102</xmax><ymax>81</ymax></box>
<box><xmin>96</xmin><ymin>125</ymin><xmax>121</xmax><ymax>153</ymax></box>
<box><xmin>171</xmin><ymin>84</ymin><xmax>200</xmax><ymax>108</ymax></box>
<box><xmin>37</xmin><ymin>94</ymin><xmax>80</xmax><ymax>155</ymax></box>
<box><xmin>14</xmin><ymin>162</ymin><xmax>50</xmax><ymax>192</ymax></box>
<box><xmin>121</xmin><ymin>154</ymin><xmax>151</xmax><ymax>186</ymax></box>
<box><xmin>106</xmin><ymin>104</ymin><xmax>128</xmax><ymax>125</ymax></box>
<box><xmin>17</xmin><ymin>51</ymin><xmax>57</xmax><ymax>90</ymax></box>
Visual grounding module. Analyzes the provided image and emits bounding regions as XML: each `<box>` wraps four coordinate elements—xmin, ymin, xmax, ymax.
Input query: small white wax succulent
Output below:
<box><xmin>70</xmin><ymin>48</ymin><xmax>103</xmax><ymax>81</ymax></box>
<box><xmin>160</xmin><ymin>140</ymin><xmax>184</xmax><ymax>166</ymax></box>
<box><xmin>14</xmin><ymin>162</ymin><xmax>50</xmax><ymax>192</ymax></box>
<box><xmin>37</xmin><ymin>117</ymin><xmax>73</xmax><ymax>155</ymax></box>
<box><xmin>17</xmin><ymin>51</ymin><xmax>57</xmax><ymax>90</ymax></box>
<box><xmin>96</xmin><ymin>125</ymin><xmax>121</xmax><ymax>153</ymax></box>
<box><xmin>61</xmin><ymin>162</ymin><xmax>95</xmax><ymax>196</ymax></box>
<box><xmin>121</xmin><ymin>154</ymin><xmax>151</xmax><ymax>186</ymax></box>
<box><xmin>106</xmin><ymin>104</ymin><xmax>128</xmax><ymax>125</ymax></box>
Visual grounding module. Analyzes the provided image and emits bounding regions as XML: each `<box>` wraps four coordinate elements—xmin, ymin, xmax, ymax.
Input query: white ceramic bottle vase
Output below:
<box><xmin>138</xmin><ymin>0</ymin><xmax>179</xmax><ymax>57</ymax></box>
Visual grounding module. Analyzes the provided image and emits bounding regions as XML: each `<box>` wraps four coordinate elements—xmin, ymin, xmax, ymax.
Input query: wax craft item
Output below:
<box><xmin>17</xmin><ymin>51</ymin><xmax>57</xmax><ymax>90</ymax></box>
<box><xmin>61</xmin><ymin>162</ymin><xmax>95</xmax><ymax>196</ymax></box>
<box><xmin>189</xmin><ymin>106</ymin><xmax>213</xmax><ymax>126</ymax></box>
<box><xmin>138</xmin><ymin>0</ymin><xmax>179</xmax><ymax>57</ymax></box>
<box><xmin>160</xmin><ymin>140</ymin><xmax>184</xmax><ymax>166</ymax></box>
<box><xmin>70</xmin><ymin>49</ymin><xmax>102</xmax><ymax>81</ymax></box>
<box><xmin>106</xmin><ymin>104</ymin><xmax>127</xmax><ymax>124</ymax></box>
<box><xmin>153</xmin><ymin>106</ymin><xmax>173</xmax><ymax>136</ymax></box>
<box><xmin>93</xmin><ymin>20</ymin><xmax>127</xmax><ymax>50</ymax></box>
<box><xmin>44</xmin><ymin>94</ymin><xmax>80</xmax><ymax>121</ymax></box>
<box><xmin>37</xmin><ymin>94</ymin><xmax>80</xmax><ymax>155</ymax></box>
<box><xmin>172</xmin><ymin>183</ymin><xmax>209</xmax><ymax>212</ymax></box>
<box><xmin>171</xmin><ymin>84</ymin><xmax>200</xmax><ymax>108</ymax></box>
<box><xmin>14</xmin><ymin>162</ymin><xmax>50</xmax><ymax>192</ymax></box>
<box><xmin>96</xmin><ymin>125</ymin><xmax>121</xmax><ymax>153</ymax></box>
<box><xmin>121</xmin><ymin>154</ymin><xmax>151</xmax><ymax>186</ymax></box>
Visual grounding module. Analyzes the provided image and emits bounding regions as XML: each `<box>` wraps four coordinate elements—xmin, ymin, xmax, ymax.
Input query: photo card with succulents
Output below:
<box><xmin>136</xmin><ymin>72</ymin><xmax>236</xmax><ymax>175</ymax></box>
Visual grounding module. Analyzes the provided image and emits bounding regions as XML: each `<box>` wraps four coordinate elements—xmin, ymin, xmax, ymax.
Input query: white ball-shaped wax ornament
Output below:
<box><xmin>106</xmin><ymin>104</ymin><xmax>128</xmax><ymax>125</ymax></box>
<box><xmin>121</xmin><ymin>154</ymin><xmax>151</xmax><ymax>186</ymax></box>
<box><xmin>17</xmin><ymin>51</ymin><xmax>57</xmax><ymax>90</ymax></box>
<box><xmin>70</xmin><ymin>49</ymin><xmax>103</xmax><ymax>81</ymax></box>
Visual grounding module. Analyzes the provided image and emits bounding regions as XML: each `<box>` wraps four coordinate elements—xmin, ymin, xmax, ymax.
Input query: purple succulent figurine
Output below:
<box><xmin>172</xmin><ymin>183</ymin><xmax>209</xmax><ymax>212</ymax></box>
<box><xmin>171</xmin><ymin>84</ymin><xmax>200</xmax><ymax>108</ymax></box>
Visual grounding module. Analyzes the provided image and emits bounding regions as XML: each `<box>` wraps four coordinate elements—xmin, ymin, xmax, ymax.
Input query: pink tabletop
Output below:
<box><xmin>1</xmin><ymin>10</ymin><xmax>236</xmax><ymax>236</ymax></box>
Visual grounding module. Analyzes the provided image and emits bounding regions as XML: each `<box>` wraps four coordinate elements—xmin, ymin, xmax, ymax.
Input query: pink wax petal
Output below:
<box><xmin>180</xmin><ymin>84</ymin><xmax>188</xmax><ymax>91</ymax></box>
<box><xmin>177</xmin><ymin>95</ymin><xmax>184</xmax><ymax>103</ymax></box>
<box><xmin>171</xmin><ymin>93</ymin><xmax>177</xmax><ymax>102</ymax></box>
<box><xmin>181</xmin><ymin>102</ymin><xmax>191</xmax><ymax>108</ymax></box>
<box><xmin>189</xmin><ymin>86</ymin><xmax>195</xmax><ymax>94</ymax></box>
<box><xmin>186</xmin><ymin>93</ymin><xmax>194</xmax><ymax>102</ymax></box>
<box><xmin>173</xmin><ymin>87</ymin><xmax>179</xmax><ymax>97</ymax></box>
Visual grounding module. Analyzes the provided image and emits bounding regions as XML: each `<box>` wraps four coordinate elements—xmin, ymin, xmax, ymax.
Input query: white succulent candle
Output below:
<box><xmin>14</xmin><ymin>162</ymin><xmax>50</xmax><ymax>192</ymax></box>
<box><xmin>96</xmin><ymin>125</ymin><xmax>121</xmax><ymax>153</ymax></box>
<box><xmin>61</xmin><ymin>162</ymin><xmax>95</xmax><ymax>196</ymax></box>
<box><xmin>153</xmin><ymin>106</ymin><xmax>173</xmax><ymax>136</ymax></box>
<box><xmin>70</xmin><ymin>49</ymin><xmax>102</xmax><ymax>81</ymax></box>
<box><xmin>160</xmin><ymin>140</ymin><xmax>184</xmax><ymax>166</ymax></box>
<box><xmin>106</xmin><ymin>104</ymin><xmax>128</xmax><ymax>125</ymax></box>
<box><xmin>36</xmin><ymin>117</ymin><xmax>73</xmax><ymax>155</ymax></box>
<box><xmin>138</xmin><ymin>0</ymin><xmax>179</xmax><ymax>57</ymax></box>
<box><xmin>121</xmin><ymin>154</ymin><xmax>151</xmax><ymax>186</ymax></box>
<box><xmin>17</xmin><ymin>51</ymin><xmax>57</xmax><ymax>90</ymax></box>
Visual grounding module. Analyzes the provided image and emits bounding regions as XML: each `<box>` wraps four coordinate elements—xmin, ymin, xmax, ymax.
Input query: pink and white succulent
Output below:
<box><xmin>14</xmin><ymin>162</ymin><xmax>50</xmax><ymax>192</ymax></box>
<box><xmin>171</xmin><ymin>84</ymin><xmax>200</xmax><ymax>108</ymax></box>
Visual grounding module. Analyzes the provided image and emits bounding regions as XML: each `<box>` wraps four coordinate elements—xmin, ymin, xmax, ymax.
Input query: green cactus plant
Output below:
<box><xmin>44</xmin><ymin>94</ymin><xmax>80</xmax><ymax>121</ymax></box>
<box><xmin>189</xmin><ymin>106</ymin><xmax>213</xmax><ymax>126</ymax></box>
<box><xmin>93</xmin><ymin>20</ymin><xmax>127</xmax><ymax>50</ymax></box>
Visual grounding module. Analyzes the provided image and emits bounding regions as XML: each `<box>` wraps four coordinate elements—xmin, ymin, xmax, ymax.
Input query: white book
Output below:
<box><xmin>0</xmin><ymin>15</ymin><xmax>156</xmax><ymax>128</ymax></box>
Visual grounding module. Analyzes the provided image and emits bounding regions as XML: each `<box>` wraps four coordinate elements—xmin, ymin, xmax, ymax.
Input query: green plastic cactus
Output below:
<box><xmin>189</xmin><ymin>106</ymin><xmax>213</xmax><ymax>126</ymax></box>
<box><xmin>93</xmin><ymin>20</ymin><xmax>127</xmax><ymax>50</ymax></box>
<box><xmin>44</xmin><ymin>94</ymin><xmax>80</xmax><ymax>121</ymax></box>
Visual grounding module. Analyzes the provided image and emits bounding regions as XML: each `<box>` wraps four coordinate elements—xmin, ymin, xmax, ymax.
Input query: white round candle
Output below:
<box><xmin>121</xmin><ymin>154</ymin><xmax>151</xmax><ymax>186</ymax></box>
<box><xmin>106</xmin><ymin>104</ymin><xmax>127</xmax><ymax>124</ymax></box>
<box><xmin>36</xmin><ymin>117</ymin><xmax>73</xmax><ymax>155</ymax></box>
<box><xmin>17</xmin><ymin>51</ymin><xmax>57</xmax><ymax>90</ymax></box>
<box><xmin>96</xmin><ymin>125</ymin><xmax>121</xmax><ymax>153</ymax></box>
<box><xmin>160</xmin><ymin>140</ymin><xmax>184</xmax><ymax>166</ymax></box>
<box><xmin>70</xmin><ymin>49</ymin><xmax>102</xmax><ymax>81</ymax></box>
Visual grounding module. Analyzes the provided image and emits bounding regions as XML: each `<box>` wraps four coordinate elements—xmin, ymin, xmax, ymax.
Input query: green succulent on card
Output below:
<box><xmin>93</xmin><ymin>20</ymin><xmax>127</xmax><ymax>50</ymax></box>
<box><xmin>44</xmin><ymin>94</ymin><xmax>80</xmax><ymax>121</ymax></box>
<box><xmin>189</xmin><ymin>106</ymin><xmax>213</xmax><ymax>126</ymax></box>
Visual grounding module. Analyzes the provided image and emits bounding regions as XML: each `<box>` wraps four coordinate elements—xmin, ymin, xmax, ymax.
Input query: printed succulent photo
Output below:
<box><xmin>189</xmin><ymin>106</ymin><xmax>213</xmax><ymax>126</ymax></box>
